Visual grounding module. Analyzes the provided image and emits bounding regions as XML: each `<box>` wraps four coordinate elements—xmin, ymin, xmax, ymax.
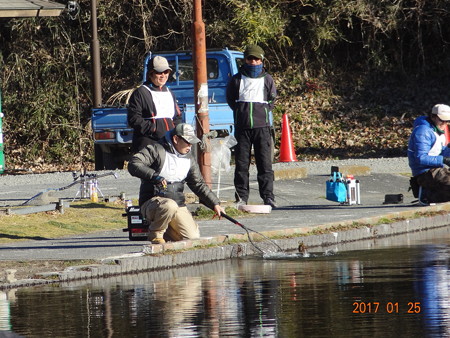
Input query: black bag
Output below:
<box><xmin>155</xmin><ymin>181</ymin><xmax>186</xmax><ymax>206</ymax></box>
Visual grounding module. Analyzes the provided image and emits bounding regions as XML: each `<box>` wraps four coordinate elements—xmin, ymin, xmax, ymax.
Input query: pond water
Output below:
<box><xmin>0</xmin><ymin>226</ymin><xmax>449</xmax><ymax>338</ymax></box>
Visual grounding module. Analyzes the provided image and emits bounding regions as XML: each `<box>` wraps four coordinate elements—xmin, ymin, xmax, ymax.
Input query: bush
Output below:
<box><xmin>2</xmin><ymin>0</ymin><xmax>450</xmax><ymax>170</ymax></box>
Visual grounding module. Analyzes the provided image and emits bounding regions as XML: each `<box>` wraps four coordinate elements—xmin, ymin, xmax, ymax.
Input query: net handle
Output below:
<box><xmin>221</xmin><ymin>213</ymin><xmax>283</xmax><ymax>253</ymax></box>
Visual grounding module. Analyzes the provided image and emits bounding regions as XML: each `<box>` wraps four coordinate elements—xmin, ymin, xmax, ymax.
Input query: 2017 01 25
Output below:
<box><xmin>352</xmin><ymin>301</ymin><xmax>421</xmax><ymax>314</ymax></box>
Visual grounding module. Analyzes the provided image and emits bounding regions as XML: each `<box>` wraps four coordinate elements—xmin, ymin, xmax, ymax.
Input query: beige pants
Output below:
<box><xmin>140</xmin><ymin>197</ymin><xmax>199</xmax><ymax>241</ymax></box>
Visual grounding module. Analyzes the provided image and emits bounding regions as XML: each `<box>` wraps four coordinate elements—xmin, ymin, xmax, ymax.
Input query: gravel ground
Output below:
<box><xmin>0</xmin><ymin>156</ymin><xmax>412</xmax><ymax>208</ymax></box>
<box><xmin>270</xmin><ymin>157</ymin><xmax>410</xmax><ymax>175</ymax></box>
<box><xmin>0</xmin><ymin>157</ymin><xmax>411</xmax><ymax>186</ymax></box>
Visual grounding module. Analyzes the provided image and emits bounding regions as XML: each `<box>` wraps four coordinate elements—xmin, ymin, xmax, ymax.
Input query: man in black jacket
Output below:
<box><xmin>128</xmin><ymin>55</ymin><xmax>182</xmax><ymax>153</ymax></box>
<box><xmin>226</xmin><ymin>45</ymin><xmax>278</xmax><ymax>208</ymax></box>
<box><xmin>128</xmin><ymin>123</ymin><xmax>224</xmax><ymax>244</ymax></box>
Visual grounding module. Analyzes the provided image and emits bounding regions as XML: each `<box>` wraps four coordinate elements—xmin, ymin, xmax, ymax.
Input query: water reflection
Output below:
<box><xmin>415</xmin><ymin>245</ymin><xmax>450</xmax><ymax>337</ymax></box>
<box><xmin>0</xmin><ymin>290</ymin><xmax>12</xmax><ymax>331</ymax></box>
<box><xmin>1</xmin><ymin>226</ymin><xmax>449</xmax><ymax>337</ymax></box>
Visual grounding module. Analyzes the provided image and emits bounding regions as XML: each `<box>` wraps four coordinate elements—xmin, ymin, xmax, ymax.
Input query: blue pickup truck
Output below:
<box><xmin>92</xmin><ymin>48</ymin><xmax>245</xmax><ymax>170</ymax></box>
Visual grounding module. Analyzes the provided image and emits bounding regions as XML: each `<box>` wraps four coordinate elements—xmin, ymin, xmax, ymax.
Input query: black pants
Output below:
<box><xmin>234</xmin><ymin>127</ymin><xmax>274</xmax><ymax>202</ymax></box>
<box><xmin>416</xmin><ymin>167</ymin><xmax>450</xmax><ymax>202</ymax></box>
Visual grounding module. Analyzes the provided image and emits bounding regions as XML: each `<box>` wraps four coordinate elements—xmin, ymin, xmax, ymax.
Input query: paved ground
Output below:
<box><xmin>0</xmin><ymin>157</ymin><xmax>439</xmax><ymax>262</ymax></box>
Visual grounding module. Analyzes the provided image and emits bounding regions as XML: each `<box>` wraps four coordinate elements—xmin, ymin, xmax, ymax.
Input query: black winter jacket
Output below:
<box><xmin>128</xmin><ymin>134</ymin><xmax>220</xmax><ymax>209</ymax></box>
<box><xmin>127</xmin><ymin>82</ymin><xmax>182</xmax><ymax>151</ymax></box>
<box><xmin>226</xmin><ymin>66</ymin><xmax>277</xmax><ymax>131</ymax></box>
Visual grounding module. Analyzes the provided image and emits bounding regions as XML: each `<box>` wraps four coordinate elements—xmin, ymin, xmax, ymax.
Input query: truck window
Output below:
<box><xmin>167</xmin><ymin>58</ymin><xmax>219</xmax><ymax>82</ymax></box>
<box><xmin>236</xmin><ymin>57</ymin><xmax>244</xmax><ymax>69</ymax></box>
<box><xmin>207</xmin><ymin>58</ymin><xmax>219</xmax><ymax>79</ymax></box>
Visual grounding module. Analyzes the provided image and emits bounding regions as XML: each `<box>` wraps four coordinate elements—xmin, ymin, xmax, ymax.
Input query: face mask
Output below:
<box><xmin>243</xmin><ymin>63</ymin><xmax>263</xmax><ymax>78</ymax></box>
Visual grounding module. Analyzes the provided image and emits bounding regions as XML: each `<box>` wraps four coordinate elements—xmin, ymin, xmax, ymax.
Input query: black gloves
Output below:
<box><xmin>443</xmin><ymin>157</ymin><xmax>450</xmax><ymax>166</ymax></box>
<box><xmin>149</xmin><ymin>174</ymin><xmax>165</xmax><ymax>185</ymax></box>
<box><xmin>150</xmin><ymin>174</ymin><xmax>167</xmax><ymax>197</ymax></box>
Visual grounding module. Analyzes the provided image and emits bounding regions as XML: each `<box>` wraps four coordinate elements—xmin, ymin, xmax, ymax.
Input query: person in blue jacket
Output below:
<box><xmin>408</xmin><ymin>104</ymin><xmax>450</xmax><ymax>202</ymax></box>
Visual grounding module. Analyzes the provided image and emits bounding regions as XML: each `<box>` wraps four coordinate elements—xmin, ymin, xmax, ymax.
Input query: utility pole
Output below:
<box><xmin>192</xmin><ymin>0</ymin><xmax>211</xmax><ymax>187</ymax></box>
<box><xmin>91</xmin><ymin>0</ymin><xmax>102</xmax><ymax>107</ymax></box>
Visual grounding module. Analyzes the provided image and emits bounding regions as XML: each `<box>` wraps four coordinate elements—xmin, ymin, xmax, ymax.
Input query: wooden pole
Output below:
<box><xmin>91</xmin><ymin>0</ymin><xmax>102</xmax><ymax>108</ymax></box>
<box><xmin>192</xmin><ymin>0</ymin><xmax>211</xmax><ymax>186</ymax></box>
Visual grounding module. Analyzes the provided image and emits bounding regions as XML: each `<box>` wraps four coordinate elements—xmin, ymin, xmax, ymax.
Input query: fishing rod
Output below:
<box><xmin>22</xmin><ymin>171</ymin><xmax>118</xmax><ymax>205</ymax></box>
<box><xmin>220</xmin><ymin>213</ymin><xmax>284</xmax><ymax>256</ymax></box>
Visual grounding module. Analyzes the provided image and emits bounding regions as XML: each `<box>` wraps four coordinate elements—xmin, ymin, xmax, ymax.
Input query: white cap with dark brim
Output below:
<box><xmin>432</xmin><ymin>104</ymin><xmax>450</xmax><ymax>121</ymax></box>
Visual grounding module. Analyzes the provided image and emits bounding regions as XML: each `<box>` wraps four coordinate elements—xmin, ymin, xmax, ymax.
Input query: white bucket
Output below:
<box><xmin>238</xmin><ymin>204</ymin><xmax>272</xmax><ymax>214</ymax></box>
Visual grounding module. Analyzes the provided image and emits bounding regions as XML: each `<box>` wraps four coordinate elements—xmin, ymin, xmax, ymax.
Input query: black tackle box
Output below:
<box><xmin>122</xmin><ymin>206</ymin><xmax>149</xmax><ymax>241</ymax></box>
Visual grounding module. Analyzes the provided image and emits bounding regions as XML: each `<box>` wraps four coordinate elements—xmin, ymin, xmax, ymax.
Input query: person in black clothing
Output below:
<box><xmin>128</xmin><ymin>55</ymin><xmax>182</xmax><ymax>153</ymax></box>
<box><xmin>226</xmin><ymin>45</ymin><xmax>278</xmax><ymax>208</ymax></box>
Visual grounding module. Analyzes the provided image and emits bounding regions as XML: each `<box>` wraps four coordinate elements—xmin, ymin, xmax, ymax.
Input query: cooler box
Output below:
<box><xmin>122</xmin><ymin>206</ymin><xmax>149</xmax><ymax>241</ymax></box>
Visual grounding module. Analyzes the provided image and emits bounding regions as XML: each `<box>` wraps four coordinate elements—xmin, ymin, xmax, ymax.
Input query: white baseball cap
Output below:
<box><xmin>149</xmin><ymin>56</ymin><xmax>172</xmax><ymax>73</ymax></box>
<box><xmin>432</xmin><ymin>104</ymin><xmax>450</xmax><ymax>121</ymax></box>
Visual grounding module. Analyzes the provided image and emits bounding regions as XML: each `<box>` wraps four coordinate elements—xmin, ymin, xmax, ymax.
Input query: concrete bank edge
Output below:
<box><xmin>1</xmin><ymin>202</ymin><xmax>450</xmax><ymax>290</ymax></box>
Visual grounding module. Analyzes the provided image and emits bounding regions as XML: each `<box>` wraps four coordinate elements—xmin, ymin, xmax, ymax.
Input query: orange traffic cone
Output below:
<box><xmin>279</xmin><ymin>113</ymin><xmax>298</xmax><ymax>162</ymax></box>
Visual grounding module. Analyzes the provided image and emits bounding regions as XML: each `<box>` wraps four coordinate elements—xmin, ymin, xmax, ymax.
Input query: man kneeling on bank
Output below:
<box><xmin>408</xmin><ymin>104</ymin><xmax>450</xmax><ymax>203</ymax></box>
<box><xmin>128</xmin><ymin>123</ymin><xmax>225</xmax><ymax>244</ymax></box>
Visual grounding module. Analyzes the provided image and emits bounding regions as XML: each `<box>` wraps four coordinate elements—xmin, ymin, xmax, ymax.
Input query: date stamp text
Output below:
<box><xmin>353</xmin><ymin>302</ymin><xmax>421</xmax><ymax>314</ymax></box>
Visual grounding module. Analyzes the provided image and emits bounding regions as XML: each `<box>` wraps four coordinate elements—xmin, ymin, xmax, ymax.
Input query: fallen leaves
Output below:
<box><xmin>272</xmin><ymin>69</ymin><xmax>450</xmax><ymax>161</ymax></box>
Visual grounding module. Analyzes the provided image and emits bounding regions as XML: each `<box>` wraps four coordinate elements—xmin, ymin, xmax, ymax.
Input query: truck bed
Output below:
<box><xmin>183</xmin><ymin>103</ymin><xmax>234</xmax><ymax>135</ymax></box>
<box><xmin>92</xmin><ymin>103</ymin><xmax>234</xmax><ymax>146</ymax></box>
<box><xmin>92</xmin><ymin>107</ymin><xmax>132</xmax><ymax>144</ymax></box>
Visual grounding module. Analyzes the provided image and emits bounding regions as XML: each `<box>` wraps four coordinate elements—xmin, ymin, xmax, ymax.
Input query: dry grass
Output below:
<box><xmin>0</xmin><ymin>201</ymin><xmax>129</xmax><ymax>280</ymax></box>
<box><xmin>0</xmin><ymin>201</ymin><xmax>127</xmax><ymax>244</ymax></box>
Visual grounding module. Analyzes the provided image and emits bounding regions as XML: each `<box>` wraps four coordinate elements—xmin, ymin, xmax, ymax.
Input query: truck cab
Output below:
<box><xmin>92</xmin><ymin>48</ymin><xmax>244</xmax><ymax>170</ymax></box>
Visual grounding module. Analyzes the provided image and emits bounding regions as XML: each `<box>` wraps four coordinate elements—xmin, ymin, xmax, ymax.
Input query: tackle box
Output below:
<box><xmin>122</xmin><ymin>206</ymin><xmax>149</xmax><ymax>241</ymax></box>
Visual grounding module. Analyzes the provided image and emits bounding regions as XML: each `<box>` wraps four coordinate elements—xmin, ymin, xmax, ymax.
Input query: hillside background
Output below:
<box><xmin>1</xmin><ymin>0</ymin><xmax>450</xmax><ymax>172</ymax></box>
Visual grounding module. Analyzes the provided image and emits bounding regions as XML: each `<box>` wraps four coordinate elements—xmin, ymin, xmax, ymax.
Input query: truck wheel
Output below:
<box><xmin>94</xmin><ymin>145</ymin><xmax>104</xmax><ymax>171</ymax></box>
<box><xmin>95</xmin><ymin>145</ymin><xmax>125</xmax><ymax>170</ymax></box>
<box><xmin>103</xmin><ymin>151</ymin><xmax>124</xmax><ymax>170</ymax></box>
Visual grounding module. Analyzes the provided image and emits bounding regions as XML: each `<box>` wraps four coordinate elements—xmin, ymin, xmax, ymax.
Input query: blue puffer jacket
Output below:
<box><xmin>408</xmin><ymin>116</ymin><xmax>450</xmax><ymax>176</ymax></box>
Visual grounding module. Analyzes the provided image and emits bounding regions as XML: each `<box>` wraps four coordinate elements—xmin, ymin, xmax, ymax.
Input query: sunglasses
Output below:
<box><xmin>154</xmin><ymin>69</ymin><xmax>170</xmax><ymax>75</ymax></box>
<box><xmin>246</xmin><ymin>56</ymin><xmax>261</xmax><ymax>61</ymax></box>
